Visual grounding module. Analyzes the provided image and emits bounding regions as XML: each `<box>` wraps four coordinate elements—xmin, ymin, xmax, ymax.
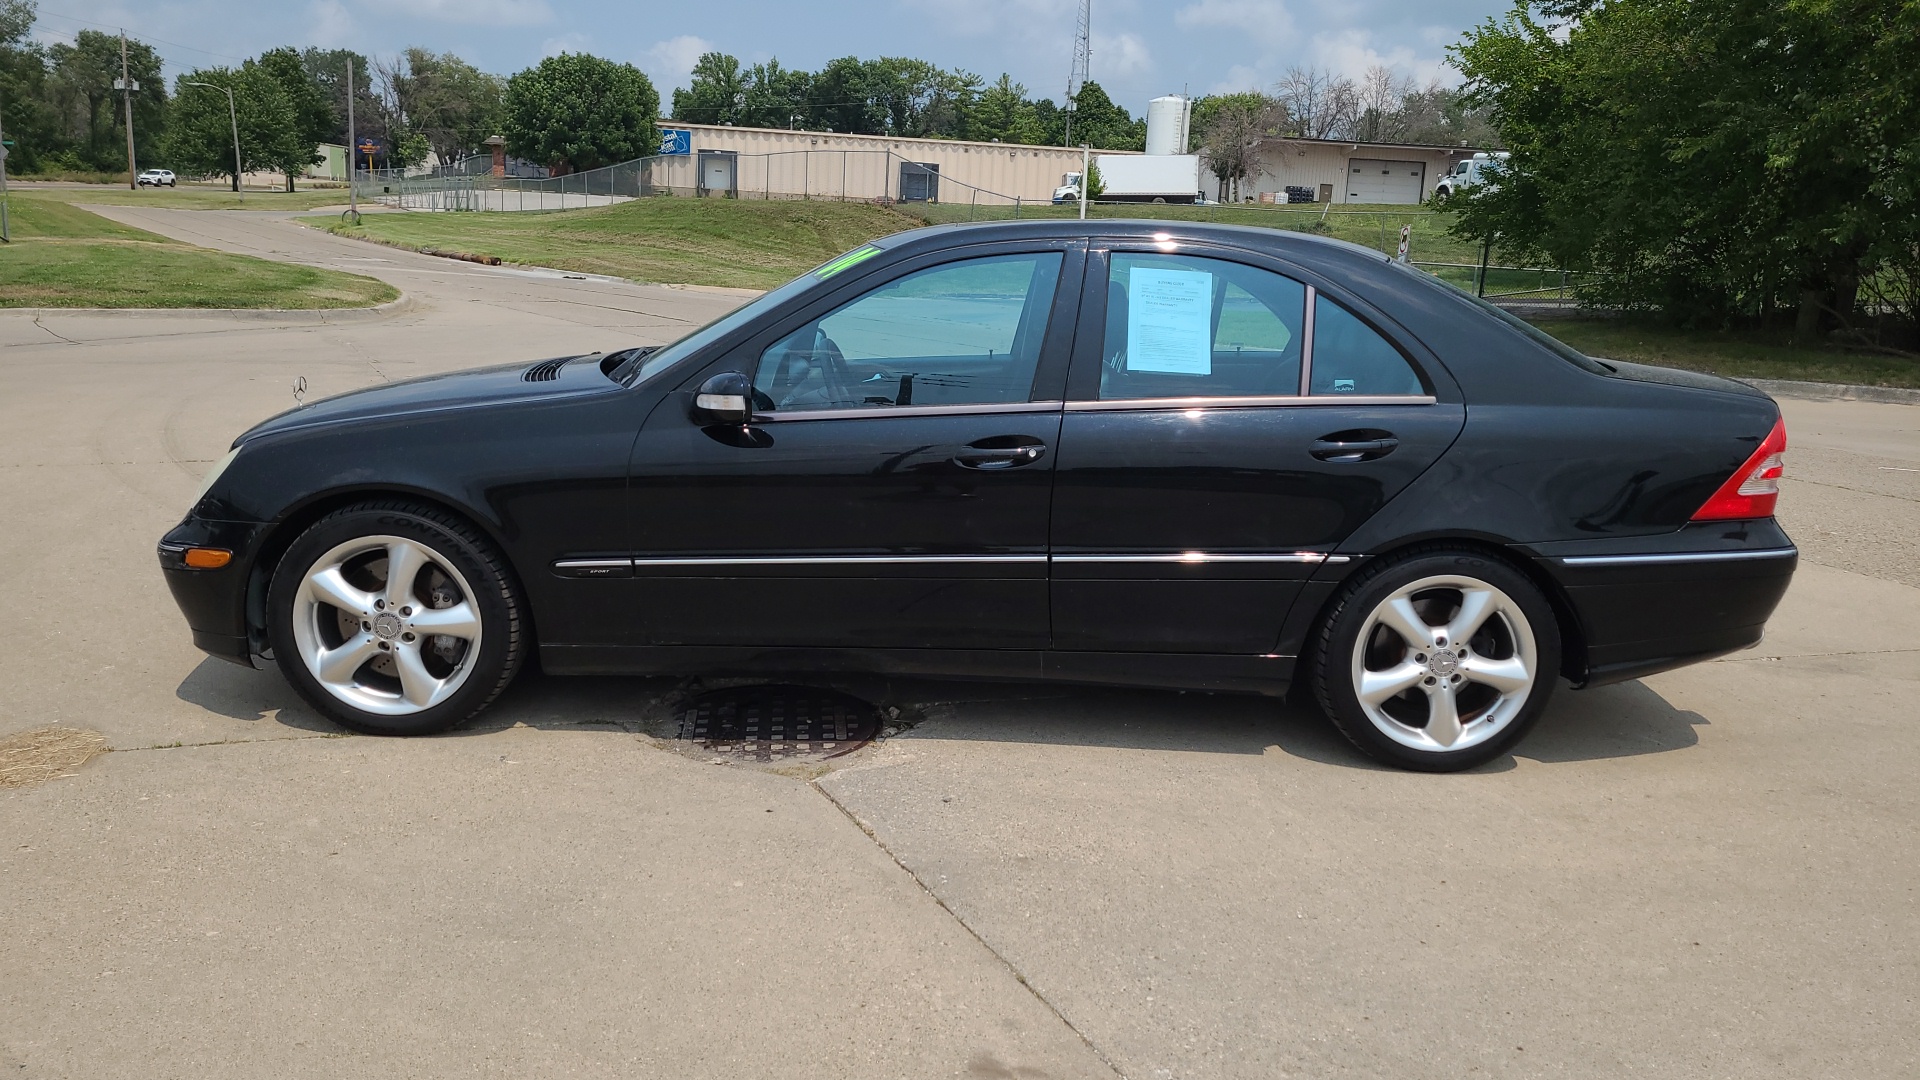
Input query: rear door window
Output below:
<box><xmin>1308</xmin><ymin>294</ymin><xmax>1426</xmax><ymax>396</ymax></box>
<box><xmin>1098</xmin><ymin>253</ymin><xmax>1307</xmax><ymax>399</ymax></box>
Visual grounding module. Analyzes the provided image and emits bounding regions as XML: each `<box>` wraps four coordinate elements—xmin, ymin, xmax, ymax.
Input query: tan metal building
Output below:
<box><xmin>648</xmin><ymin>122</ymin><xmax>1118</xmax><ymax>205</ymax></box>
<box><xmin>1246</xmin><ymin>138</ymin><xmax>1494</xmax><ymax>205</ymax></box>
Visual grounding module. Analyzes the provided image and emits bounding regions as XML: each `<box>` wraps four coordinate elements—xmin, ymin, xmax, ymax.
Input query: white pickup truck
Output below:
<box><xmin>1053</xmin><ymin>154</ymin><xmax>1203</xmax><ymax>205</ymax></box>
<box><xmin>1433</xmin><ymin>152</ymin><xmax>1508</xmax><ymax>201</ymax></box>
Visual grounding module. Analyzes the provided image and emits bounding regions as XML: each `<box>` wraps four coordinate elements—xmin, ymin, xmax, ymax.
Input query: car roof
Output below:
<box><xmin>878</xmin><ymin>218</ymin><xmax>1393</xmax><ymax>270</ymax></box>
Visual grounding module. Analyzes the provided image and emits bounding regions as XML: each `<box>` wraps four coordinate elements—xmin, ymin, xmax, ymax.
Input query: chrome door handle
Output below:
<box><xmin>1310</xmin><ymin>435</ymin><xmax>1399</xmax><ymax>462</ymax></box>
<box><xmin>953</xmin><ymin>439</ymin><xmax>1048</xmax><ymax>470</ymax></box>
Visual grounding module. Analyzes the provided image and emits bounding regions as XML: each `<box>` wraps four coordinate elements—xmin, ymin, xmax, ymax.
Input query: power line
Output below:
<box><xmin>32</xmin><ymin>8</ymin><xmax>250</xmax><ymax>65</ymax></box>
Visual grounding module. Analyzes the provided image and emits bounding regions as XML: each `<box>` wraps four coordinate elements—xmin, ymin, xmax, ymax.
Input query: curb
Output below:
<box><xmin>0</xmin><ymin>292</ymin><xmax>418</xmax><ymax>324</ymax></box>
<box><xmin>1735</xmin><ymin>378</ymin><xmax>1920</xmax><ymax>407</ymax></box>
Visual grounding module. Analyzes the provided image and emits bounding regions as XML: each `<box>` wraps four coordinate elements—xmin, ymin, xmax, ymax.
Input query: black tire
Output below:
<box><xmin>267</xmin><ymin>499</ymin><xmax>527</xmax><ymax>735</ymax></box>
<box><xmin>1309</xmin><ymin>548</ymin><xmax>1560</xmax><ymax>772</ymax></box>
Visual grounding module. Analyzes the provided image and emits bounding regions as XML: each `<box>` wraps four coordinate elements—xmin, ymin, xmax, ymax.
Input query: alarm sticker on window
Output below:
<box><xmin>1126</xmin><ymin>267</ymin><xmax>1213</xmax><ymax>375</ymax></box>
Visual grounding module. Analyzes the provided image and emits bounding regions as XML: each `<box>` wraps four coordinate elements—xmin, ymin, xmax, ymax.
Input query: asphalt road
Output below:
<box><xmin>2</xmin><ymin>209</ymin><xmax>1915</xmax><ymax>1079</ymax></box>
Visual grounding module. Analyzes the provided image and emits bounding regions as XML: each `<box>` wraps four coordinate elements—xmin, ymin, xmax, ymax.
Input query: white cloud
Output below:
<box><xmin>380</xmin><ymin>0</ymin><xmax>551</xmax><ymax>27</ymax></box>
<box><xmin>308</xmin><ymin>0</ymin><xmax>354</xmax><ymax>48</ymax></box>
<box><xmin>1091</xmin><ymin>31</ymin><xmax>1151</xmax><ymax>81</ymax></box>
<box><xmin>1175</xmin><ymin>0</ymin><xmax>1295</xmax><ymax>48</ymax></box>
<box><xmin>1308</xmin><ymin>28</ymin><xmax>1450</xmax><ymax>84</ymax></box>
<box><xmin>1206</xmin><ymin>64</ymin><xmax>1269</xmax><ymax>96</ymax></box>
<box><xmin>641</xmin><ymin>34</ymin><xmax>713</xmax><ymax>93</ymax></box>
<box><xmin>539</xmin><ymin>33</ymin><xmax>589</xmax><ymax>59</ymax></box>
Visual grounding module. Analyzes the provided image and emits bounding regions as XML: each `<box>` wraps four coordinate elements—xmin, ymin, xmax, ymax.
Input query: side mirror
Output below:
<box><xmin>693</xmin><ymin>371</ymin><xmax>753</xmax><ymax>425</ymax></box>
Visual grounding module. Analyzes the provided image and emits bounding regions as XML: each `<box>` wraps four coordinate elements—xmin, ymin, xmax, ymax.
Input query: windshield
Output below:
<box><xmin>614</xmin><ymin>242</ymin><xmax>889</xmax><ymax>387</ymax></box>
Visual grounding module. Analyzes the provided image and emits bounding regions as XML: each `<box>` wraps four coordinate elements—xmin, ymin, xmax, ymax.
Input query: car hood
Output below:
<box><xmin>235</xmin><ymin>354</ymin><xmax>611</xmax><ymax>444</ymax></box>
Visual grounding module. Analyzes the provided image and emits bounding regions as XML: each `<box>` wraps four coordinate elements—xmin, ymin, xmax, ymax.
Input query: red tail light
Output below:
<box><xmin>1691</xmin><ymin>416</ymin><xmax>1786</xmax><ymax>521</ymax></box>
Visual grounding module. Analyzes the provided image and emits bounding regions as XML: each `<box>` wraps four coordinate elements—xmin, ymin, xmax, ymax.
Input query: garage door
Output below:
<box><xmin>1346</xmin><ymin>159</ymin><xmax>1425</xmax><ymax>204</ymax></box>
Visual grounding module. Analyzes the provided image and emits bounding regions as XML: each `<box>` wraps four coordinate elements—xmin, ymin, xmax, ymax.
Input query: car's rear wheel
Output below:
<box><xmin>1311</xmin><ymin>549</ymin><xmax>1559</xmax><ymax>771</ymax></box>
<box><xmin>267</xmin><ymin>500</ymin><xmax>526</xmax><ymax>735</ymax></box>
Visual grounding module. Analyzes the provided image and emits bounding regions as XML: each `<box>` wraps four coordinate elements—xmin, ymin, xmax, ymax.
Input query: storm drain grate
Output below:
<box><xmin>672</xmin><ymin>684</ymin><xmax>880</xmax><ymax>761</ymax></box>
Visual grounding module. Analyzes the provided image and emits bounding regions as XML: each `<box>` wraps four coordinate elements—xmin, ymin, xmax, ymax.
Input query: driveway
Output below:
<box><xmin>2</xmin><ymin>209</ymin><xmax>1915</xmax><ymax>1079</ymax></box>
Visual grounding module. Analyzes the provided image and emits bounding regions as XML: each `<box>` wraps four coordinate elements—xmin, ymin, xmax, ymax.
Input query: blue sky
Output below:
<box><xmin>29</xmin><ymin>0</ymin><xmax>1512</xmax><ymax>112</ymax></box>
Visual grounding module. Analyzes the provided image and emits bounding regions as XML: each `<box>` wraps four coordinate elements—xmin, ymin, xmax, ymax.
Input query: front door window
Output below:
<box><xmin>753</xmin><ymin>252</ymin><xmax>1064</xmax><ymax>411</ymax></box>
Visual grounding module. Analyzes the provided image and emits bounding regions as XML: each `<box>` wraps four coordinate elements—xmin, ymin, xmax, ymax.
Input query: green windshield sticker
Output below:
<box><xmin>814</xmin><ymin>245</ymin><xmax>882</xmax><ymax>280</ymax></box>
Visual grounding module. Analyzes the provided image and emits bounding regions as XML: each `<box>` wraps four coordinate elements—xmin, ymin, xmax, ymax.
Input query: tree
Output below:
<box><xmin>805</xmin><ymin>56</ymin><xmax>884</xmax><ymax>134</ymax></box>
<box><xmin>254</xmin><ymin>47</ymin><xmax>332</xmax><ymax>189</ymax></box>
<box><xmin>163</xmin><ymin>65</ymin><xmax>308</xmax><ymax>190</ymax></box>
<box><xmin>673</xmin><ymin>51</ymin><xmax>744</xmax><ymax>124</ymax></box>
<box><xmin>1194</xmin><ymin>92</ymin><xmax>1281</xmax><ymax>202</ymax></box>
<box><xmin>0</xmin><ymin>0</ymin><xmax>66</xmax><ymax>173</ymax></box>
<box><xmin>1396</xmin><ymin>82</ymin><xmax>1499</xmax><ymax>147</ymax></box>
<box><xmin>45</xmin><ymin>29</ymin><xmax>166</xmax><ymax>172</ymax></box>
<box><xmin>502</xmin><ymin>52</ymin><xmax>658</xmax><ymax>172</ymax></box>
<box><xmin>1452</xmin><ymin>0</ymin><xmax>1920</xmax><ymax>345</ymax></box>
<box><xmin>1065</xmin><ymin>81</ymin><xmax>1144</xmax><ymax>150</ymax></box>
<box><xmin>738</xmin><ymin>58</ymin><xmax>811</xmax><ymax>129</ymax></box>
<box><xmin>1353</xmin><ymin>66</ymin><xmax>1415</xmax><ymax>144</ymax></box>
<box><xmin>1275</xmin><ymin>65</ymin><xmax>1356</xmax><ymax>140</ymax></box>
<box><xmin>388</xmin><ymin>48</ymin><xmax>504</xmax><ymax>168</ymax></box>
<box><xmin>971</xmin><ymin>74</ymin><xmax>1042</xmax><ymax>144</ymax></box>
<box><xmin>300</xmin><ymin>47</ymin><xmax>375</xmax><ymax>146</ymax></box>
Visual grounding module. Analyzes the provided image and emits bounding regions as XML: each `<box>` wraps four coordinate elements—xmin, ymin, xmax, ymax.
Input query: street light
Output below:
<box><xmin>184</xmin><ymin>80</ymin><xmax>242</xmax><ymax>202</ymax></box>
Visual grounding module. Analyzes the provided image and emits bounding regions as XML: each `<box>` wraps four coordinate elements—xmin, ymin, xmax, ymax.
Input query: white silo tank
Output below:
<box><xmin>1145</xmin><ymin>95</ymin><xmax>1192</xmax><ymax>156</ymax></box>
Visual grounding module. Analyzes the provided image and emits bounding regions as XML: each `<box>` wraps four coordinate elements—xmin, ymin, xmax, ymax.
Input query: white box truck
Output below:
<box><xmin>1052</xmin><ymin>154</ymin><xmax>1203</xmax><ymax>205</ymax></box>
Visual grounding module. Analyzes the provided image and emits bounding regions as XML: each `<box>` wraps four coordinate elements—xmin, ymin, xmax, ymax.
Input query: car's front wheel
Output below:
<box><xmin>267</xmin><ymin>500</ymin><xmax>527</xmax><ymax>735</ymax></box>
<box><xmin>1310</xmin><ymin>549</ymin><xmax>1560</xmax><ymax>771</ymax></box>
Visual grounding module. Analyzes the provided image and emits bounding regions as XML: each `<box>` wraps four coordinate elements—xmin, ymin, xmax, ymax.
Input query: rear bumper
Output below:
<box><xmin>1539</xmin><ymin>541</ymin><xmax>1797</xmax><ymax>687</ymax></box>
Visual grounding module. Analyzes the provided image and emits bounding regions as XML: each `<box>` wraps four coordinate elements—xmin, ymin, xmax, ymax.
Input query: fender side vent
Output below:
<box><xmin>522</xmin><ymin>355</ymin><xmax>577</xmax><ymax>382</ymax></box>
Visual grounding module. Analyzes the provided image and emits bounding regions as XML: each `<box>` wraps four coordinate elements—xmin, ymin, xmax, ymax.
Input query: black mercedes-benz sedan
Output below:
<box><xmin>158</xmin><ymin>220</ymin><xmax>1795</xmax><ymax>771</ymax></box>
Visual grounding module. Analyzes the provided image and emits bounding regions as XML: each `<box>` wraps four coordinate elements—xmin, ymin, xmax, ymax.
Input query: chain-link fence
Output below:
<box><xmin>350</xmin><ymin>148</ymin><xmax>1048</xmax><ymax>215</ymax></box>
<box><xmin>346</xmin><ymin>147</ymin><xmax>1597</xmax><ymax>306</ymax></box>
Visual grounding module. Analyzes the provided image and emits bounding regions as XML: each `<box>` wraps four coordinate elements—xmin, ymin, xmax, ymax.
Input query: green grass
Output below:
<box><xmin>1</xmin><ymin>196</ymin><xmax>397</xmax><ymax>309</ymax></box>
<box><xmin>326</xmin><ymin>197</ymin><xmax>925</xmax><ymax>289</ymax></box>
<box><xmin>1529</xmin><ymin>319</ymin><xmax>1920</xmax><ymax>389</ymax></box>
<box><xmin>3</xmin><ymin>195</ymin><xmax>164</xmax><ymax>241</ymax></box>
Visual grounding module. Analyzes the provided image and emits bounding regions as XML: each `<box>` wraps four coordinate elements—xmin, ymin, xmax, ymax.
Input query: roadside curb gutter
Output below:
<box><xmin>0</xmin><ymin>291</ymin><xmax>417</xmax><ymax>324</ymax></box>
<box><xmin>1737</xmin><ymin>377</ymin><xmax>1920</xmax><ymax>406</ymax></box>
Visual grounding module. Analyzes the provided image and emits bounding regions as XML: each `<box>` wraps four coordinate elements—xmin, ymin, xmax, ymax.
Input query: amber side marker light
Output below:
<box><xmin>183</xmin><ymin>548</ymin><xmax>233</xmax><ymax>569</ymax></box>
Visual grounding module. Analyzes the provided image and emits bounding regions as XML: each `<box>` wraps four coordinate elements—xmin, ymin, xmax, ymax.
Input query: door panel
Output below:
<box><xmin>1051</xmin><ymin>403</ymin><xmax>1463</xmax><ymax>651</ymax></box>
<box><xmin>629</xmin><ymin>408</ymin><xmax>1060</xmax><ymax>647</ymax></box>
<box><xmin>627</xmin><ymin>243</ymin><xmax>1082</xmax><ymax>651</ymax></box>
<box><xmin>1050</xmin><ymin>246</ymin><xmax>1464</xmax><ymax>654</ymax></box>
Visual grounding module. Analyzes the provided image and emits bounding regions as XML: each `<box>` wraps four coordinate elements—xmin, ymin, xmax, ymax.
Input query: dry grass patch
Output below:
<box><xmin>0</xmin><ymin>725</ymin><xmax>109</xmax><ymax>788</ymax></box>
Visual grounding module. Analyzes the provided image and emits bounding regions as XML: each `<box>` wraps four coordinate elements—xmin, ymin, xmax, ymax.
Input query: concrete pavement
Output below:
<box><xmin>2</xmin><ymin>209</ymin><xmax>1916</xmax><ymax>1078</ymax></box>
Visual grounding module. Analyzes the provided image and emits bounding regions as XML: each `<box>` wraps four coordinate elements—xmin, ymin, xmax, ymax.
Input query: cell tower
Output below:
<box><xmin>1064</xmin><ymin>0</ymin><xmax>1091</xmax><ymax>145</ymax></box>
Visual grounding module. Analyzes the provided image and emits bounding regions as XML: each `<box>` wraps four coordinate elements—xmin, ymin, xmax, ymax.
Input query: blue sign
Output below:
<box><xmin>659</xmin><ymin>128</ymin><xmax>691</xmax><ymax>156</ymax></box>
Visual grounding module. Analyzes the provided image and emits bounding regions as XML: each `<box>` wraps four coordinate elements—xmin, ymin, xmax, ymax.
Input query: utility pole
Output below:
<box><xmin>345</xmin><ymin>57</ymin><xmax>358</xmax><ymax>223</ymax></box>
<box><xmin>119</xmin><ymin>30</ymin><xmax>137</xmax><ymax>189</ymax></box>
<box><xmin>1079</xmin><ymin>144</ymin><xmax>1089</xmax><ymax>221</ymax></box>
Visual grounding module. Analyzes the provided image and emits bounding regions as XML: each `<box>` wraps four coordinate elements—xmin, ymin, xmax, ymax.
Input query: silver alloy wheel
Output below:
<box><xmin>288</xmin><ymin>535</ymin><xmax>483</xmax><ymax>716</ymax></box>
<box><xmin>1349</xmin><ymin>574</ymin><xmax>1538</xmax><ymax>754</ymax></box>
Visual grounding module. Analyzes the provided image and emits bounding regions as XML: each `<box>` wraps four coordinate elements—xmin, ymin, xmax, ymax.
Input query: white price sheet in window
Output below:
<box><xmin>1125</xmin><ymin>267</ymin><xmax>1214</xmax><ymax>375</ymax></box>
